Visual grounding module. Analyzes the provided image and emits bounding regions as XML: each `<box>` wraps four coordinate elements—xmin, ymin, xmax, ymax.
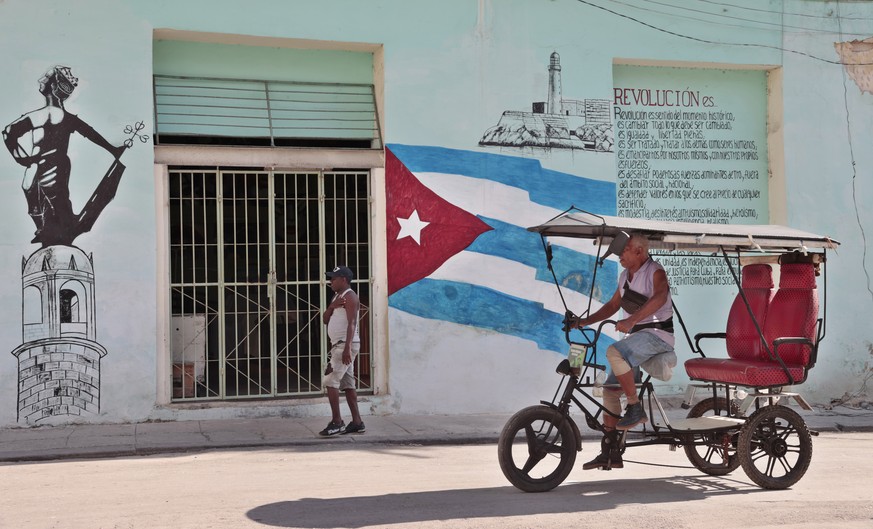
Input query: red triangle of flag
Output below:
<box><xmin>386</xmin><ymin>148</ymin><xmax>492</xmax><ymax>295</ymax></box>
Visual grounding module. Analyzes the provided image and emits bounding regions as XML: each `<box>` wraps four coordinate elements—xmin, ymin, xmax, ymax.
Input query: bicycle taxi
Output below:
<box><xmin>498</xmin><ymin>208</ymin><xmax>839</xmax><ymax>491</ymax></box>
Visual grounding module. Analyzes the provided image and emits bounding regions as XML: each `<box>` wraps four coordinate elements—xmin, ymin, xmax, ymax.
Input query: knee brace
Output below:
<box><xmin>602</xmin><ymin>387</ymin><xmax>622</xmax><ymax>416</ymax></box>
<box><xmin>606</xmin><ymin>345</ymin><xmax>632</xmax><ymax>377</ymax></box>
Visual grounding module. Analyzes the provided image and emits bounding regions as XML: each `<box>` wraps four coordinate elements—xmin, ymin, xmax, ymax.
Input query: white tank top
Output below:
<box><xmin>327</xmin><ymin>288</ymin><xmax>360</xmax><ymax>343</ymax></box>
<box><xmin>619</xmin><ymin>258</ymin><xmax>675</xmax><ymax>347</ymax></box>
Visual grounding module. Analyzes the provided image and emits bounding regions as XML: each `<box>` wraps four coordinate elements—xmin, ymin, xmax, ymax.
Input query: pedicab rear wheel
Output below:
<box><xmin>498</xmin><ymin>405</ymin><xmax>578</xmax><ymax>492</ymax></box>
<box><xmin>683</xmin><ymin>397</ymin><xmax>741</xmax><ymax>476</ymax></box>
<box><xmin>737</xmin><ymin>404</ymin><xmax>812</xmax><ymax>489</ymax></box>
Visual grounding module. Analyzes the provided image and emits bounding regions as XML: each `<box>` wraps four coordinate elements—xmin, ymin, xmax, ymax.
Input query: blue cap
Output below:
<box><xmin>326</xmin><ymin>266</ymin><xmax>353</xmax><ymax>280</ymax></box>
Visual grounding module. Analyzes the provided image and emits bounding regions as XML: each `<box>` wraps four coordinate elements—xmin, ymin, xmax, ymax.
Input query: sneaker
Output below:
<box><xmin>582</xmin><ymin>451</ymin><xmax>623</xmax><ymax>470</ymax></box>
<box><xmin>616</xmin><ymin>402</ymin><xmax>648</xmax><ymax>430</ymax></box>
<box><xmin>318</xmin><ymin>421</ymin><xmax>345</xmax><ymax>437</ymax></box>
<box><xmin>342</xmin><ymin>421</ymin><xmax>366</xmax><ymax>434</ymax></box>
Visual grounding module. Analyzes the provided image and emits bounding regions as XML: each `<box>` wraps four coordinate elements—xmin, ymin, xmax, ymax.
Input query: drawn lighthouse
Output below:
<box><xmin>547</xmin><ymin>51</ymin><xmax>562</xmax><ymax>114</ymax></box>
<box><xmin>3</xmin><ymin>65</ymin><xmax>147</xmax><ymax>423</ymax></box>
<box><xmin>479</xmin><ymin>52</ymin><xmax>613</xmax><ymax>152</ymax></box>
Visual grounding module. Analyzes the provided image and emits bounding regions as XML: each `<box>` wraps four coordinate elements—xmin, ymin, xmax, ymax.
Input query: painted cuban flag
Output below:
<box><xmin>386</xmin><ymin>144</ymin><xmax>619</xmax><ymax>360</ymax></box>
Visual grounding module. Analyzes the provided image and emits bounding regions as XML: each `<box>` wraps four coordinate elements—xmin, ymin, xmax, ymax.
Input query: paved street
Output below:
<box><xmin>1</xmin><ymin>432</ymin><xmax>871</xmax><ymax>529</ymax></box>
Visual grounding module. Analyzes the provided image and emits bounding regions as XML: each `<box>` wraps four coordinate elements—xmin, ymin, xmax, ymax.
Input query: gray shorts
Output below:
<box><xmin>323</xmin><ymin>341</ymin><xmax>360</xmax><ymax>390</ymax></box>
<box><xmin>605</xmin><ymin>330</ymin><xmax>676</xmax><ymax>384</ymax></box>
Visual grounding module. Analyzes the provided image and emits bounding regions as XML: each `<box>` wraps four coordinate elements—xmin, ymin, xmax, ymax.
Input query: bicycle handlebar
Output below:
<box><xmin>563</xmin><ymin>311</ymin><xmax>617</xmax><ymax>348</ymax></box>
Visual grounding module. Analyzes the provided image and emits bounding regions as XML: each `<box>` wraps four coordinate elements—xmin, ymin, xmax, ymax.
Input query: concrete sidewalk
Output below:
<box><xmin>1</xmin><ymin>404</ymin><xmax>871</xmax><ymax>463</ymax></box>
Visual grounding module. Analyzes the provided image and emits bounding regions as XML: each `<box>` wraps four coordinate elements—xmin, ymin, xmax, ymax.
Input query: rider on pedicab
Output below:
<box><xmin>571</xmin><ymin>232</ymin><xmax>676</xmax><ymax>470</ymax></box>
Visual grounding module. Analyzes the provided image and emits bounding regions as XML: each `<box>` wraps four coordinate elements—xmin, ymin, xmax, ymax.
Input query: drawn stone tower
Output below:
<box><xmin>11</xmin><ymin>245</ymin><xmax>107</xmax><ymax>423</ymax></box>
<box><xmin>547</xmin><ymin>51</ymin><xmax>563</xmax><ymax>114</ymax></box>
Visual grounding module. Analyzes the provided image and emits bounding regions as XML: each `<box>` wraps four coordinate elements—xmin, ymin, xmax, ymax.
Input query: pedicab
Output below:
<box><xmin>497</xmin><ymin>208</ymin><xmax>839</xmax><ymax>491</ymax></box>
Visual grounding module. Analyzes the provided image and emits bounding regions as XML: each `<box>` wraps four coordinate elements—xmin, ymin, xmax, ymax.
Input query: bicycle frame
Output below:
<box><xmin>545</xmin><ymin>319</ymin><xmax>743</xmax><ymax>455</ymax></box>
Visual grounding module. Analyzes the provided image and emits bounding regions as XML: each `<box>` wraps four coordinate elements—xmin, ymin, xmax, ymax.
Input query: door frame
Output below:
<box><xmin>154</xmin><ymin>153</ymin><xmax>388</xmax><ymax>407</ymax></box>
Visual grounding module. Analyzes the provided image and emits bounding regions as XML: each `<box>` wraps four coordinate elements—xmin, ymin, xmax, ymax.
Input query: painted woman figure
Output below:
<box><xmin>3</xmin><ymin>66</ymin><xmax>126</xmax><ymax>246</ymax></box>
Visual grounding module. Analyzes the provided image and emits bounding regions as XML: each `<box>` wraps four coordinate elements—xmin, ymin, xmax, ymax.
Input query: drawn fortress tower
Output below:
<box><xmin>548</xmin><ymin>51</ymin><xmax>563</xmax><ymax>114</ymax></box>
<box><xmin>11</xmin><ymin>246</ymin><xmax>107</xmax><ymax>423</ymax></box>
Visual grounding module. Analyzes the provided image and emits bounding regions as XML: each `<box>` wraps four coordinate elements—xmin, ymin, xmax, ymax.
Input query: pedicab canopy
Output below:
<box><xmin>528</xmin><ymin>210</ymin><xmax>840</xmax><ymax>254</ymax></box>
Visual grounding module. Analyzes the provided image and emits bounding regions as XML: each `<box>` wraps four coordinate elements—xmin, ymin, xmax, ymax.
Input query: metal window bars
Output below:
<box><xmin>168</xmin><ymin>168</ymin><xmax>372</xmax><ymax>401</ymax></box>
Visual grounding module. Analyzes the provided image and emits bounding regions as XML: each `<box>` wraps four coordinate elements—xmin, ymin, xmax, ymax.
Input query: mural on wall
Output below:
<box><xmin>386</xmin><ymin>144</ymin><xmax>618</xmax><ymax>358</ymax></box>
<box><xmin>480</xmin><ymin>52</ymin><xmax>614</xmax><ymax>153</ymax></box>
<box><xmin>2</xmin><ymin>65</ymin><xmax>147</xmax><ymax>423</ymax></box>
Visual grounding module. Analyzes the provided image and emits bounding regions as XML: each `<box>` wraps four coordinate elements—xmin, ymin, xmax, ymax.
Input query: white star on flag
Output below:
<box><xmin>396</xmin><ymin>209</ymin><xmax>430</xmax><ymax>245</ymax></box>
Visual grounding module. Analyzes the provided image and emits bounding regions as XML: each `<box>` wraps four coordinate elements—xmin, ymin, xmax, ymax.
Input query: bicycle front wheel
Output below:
<box><xmin>497</xmin><ymin>405</ymin><xmax>578</xmax><ymax>492</ymax></box>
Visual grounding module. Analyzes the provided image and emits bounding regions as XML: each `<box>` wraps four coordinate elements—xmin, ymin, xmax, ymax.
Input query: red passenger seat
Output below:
<box><xmin>761</xmin><ymin>263</ymin><xmax>820</xmax><ymax>381</ymax></box>
<box><xmin>725</xmin><ymin>264</ymin><xmax>773</xmax><ymax>362</ymax></box>
<box><xmin>685</xmin><ymin>262</ymin><xmax>819</xmax><ymax>388</ymax></box>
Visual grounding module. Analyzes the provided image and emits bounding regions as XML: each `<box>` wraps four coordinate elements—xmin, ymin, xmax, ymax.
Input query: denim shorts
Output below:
<box><xmin>604</xmin><ymin>330</ymin><xmax>675</xmax><ymax>385</ymax></box>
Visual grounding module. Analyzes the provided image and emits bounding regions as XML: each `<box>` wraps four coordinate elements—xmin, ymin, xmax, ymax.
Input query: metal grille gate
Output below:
<box><xmin>168</xmin><ymin>168</ymin><xmax>372</xmax><ymax>401</ymax></box>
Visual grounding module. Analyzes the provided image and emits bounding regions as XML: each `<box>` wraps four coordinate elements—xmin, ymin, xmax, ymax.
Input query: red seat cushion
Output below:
<box><xmin>685</xmin><ymin>358</ymin><xmax>806</xmax><ymax>387</ymax></box>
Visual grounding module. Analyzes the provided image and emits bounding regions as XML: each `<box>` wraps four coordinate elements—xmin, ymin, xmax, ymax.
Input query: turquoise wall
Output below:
<box><xmin>781</xmin><ymin>6</ymin><xmax>873</xmax><ymax>401</ymax></box>
<box><xmin>0</xmin><ymin>0</ymin><xmax>869</xmax><ymax>424</ymax></box>
<box><xmin>153</xmin><ymin>40</ymin><xmax>374</xmax><ymax>83</ymax></box>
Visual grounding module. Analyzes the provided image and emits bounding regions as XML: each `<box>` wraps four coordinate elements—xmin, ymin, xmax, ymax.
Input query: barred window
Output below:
<box><xmin>168</xmin><ymin>168</ymin><xmax>372</xmax><ymax>401</ymax></box>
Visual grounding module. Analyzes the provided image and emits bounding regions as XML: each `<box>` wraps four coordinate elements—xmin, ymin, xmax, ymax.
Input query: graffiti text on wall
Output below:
<box><xmin>613</xmin><ymin>66</ymin><xmax>770</xmax><ymax>295</ymax></box>
<box><xmin>614</xmin><ymin>105</ymin><xmax>763</xmax><ymax>224</ymax></box>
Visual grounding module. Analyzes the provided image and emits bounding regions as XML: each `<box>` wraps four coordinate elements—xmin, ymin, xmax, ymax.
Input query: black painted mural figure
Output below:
<box><xmin>4</xmin><ymin>65</ymin><xmax>147</xmax><ymax>423</ymax></box>
<box><xmin>2</xmin><ymin>66</ymin><xmax>129</xmax><ymax>247</ymax></box>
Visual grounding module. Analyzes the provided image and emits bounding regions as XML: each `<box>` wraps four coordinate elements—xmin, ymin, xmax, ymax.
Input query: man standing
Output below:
<box><xmin>572</xmin><ymin>232</ymin><xmax>674</xmax><ymax>469</ymax></box>
<box><xmin>319</xmin><ymin>266</ymin><xmax>366</xmax><ymax>436</ymax></box>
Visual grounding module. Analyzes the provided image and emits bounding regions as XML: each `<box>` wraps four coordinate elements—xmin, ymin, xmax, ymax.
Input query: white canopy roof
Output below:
<box><xmin>528</xmin><ymin>210</ymin><xmax>840</xmax><ymax>253</ymax></box>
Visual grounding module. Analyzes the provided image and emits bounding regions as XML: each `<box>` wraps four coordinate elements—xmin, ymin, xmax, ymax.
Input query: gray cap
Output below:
<box><xmin>599</xmin><ymin>231</ymin><xmax>630</xmax><ymax>265</ymax></box>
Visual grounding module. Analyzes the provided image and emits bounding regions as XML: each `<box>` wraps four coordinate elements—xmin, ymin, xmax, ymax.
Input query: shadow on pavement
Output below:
<box><xmin>247</xmin><ymin>475</ymin><xmax>763</xmax><ymax>528</ymax></box>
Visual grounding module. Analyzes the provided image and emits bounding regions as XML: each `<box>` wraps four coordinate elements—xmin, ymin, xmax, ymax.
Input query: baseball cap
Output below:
<box><xmin>599</xmin><ymin>230</ymin><xmax>630</xmax><ymax>265</ymax></box>
<box><xmin>326</xmin><ymin>266</ymin><xmax>354</xmax><ymax>280</ymax></box>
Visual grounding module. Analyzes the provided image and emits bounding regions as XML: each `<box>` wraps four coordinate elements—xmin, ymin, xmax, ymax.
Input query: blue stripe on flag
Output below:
<box><xmin>470</xmin><ymin>216</ymin><xmax>617</xmax><ymax>304</ymax></box>
<box><xmin>387</xmin><ymin>144</ymin><xmax>616</xmax><ymax>214</ymax></box>
<box><xmin>388</xmin><ymin>278</ymin><xmax>614</xmax><ymax>358</ymax></box>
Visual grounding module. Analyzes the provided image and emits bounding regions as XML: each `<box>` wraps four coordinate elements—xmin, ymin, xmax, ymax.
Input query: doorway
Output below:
<box><xmin>167</xmin><ymin>168</ymin><xmax>372</xmax><ymax>400</ymax></box>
